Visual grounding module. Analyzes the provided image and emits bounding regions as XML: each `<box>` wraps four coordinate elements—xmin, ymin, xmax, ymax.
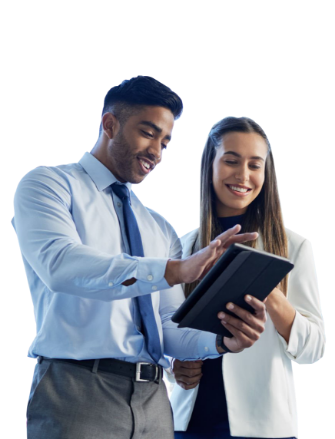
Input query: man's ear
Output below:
<box><xmin>101</xmin><ymin>112</ymin><xmax>119</xmax><ymax>139</ymax></box>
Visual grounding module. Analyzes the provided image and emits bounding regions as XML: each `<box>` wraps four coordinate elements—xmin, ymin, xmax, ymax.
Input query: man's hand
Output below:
<box><xmin>172</xmin><ymin>359</ymin><xmax>203</xmax><ymax>390</ymax></box>
<box><xmin>172</xmin><ymin>295</ymin><xmax>266</xmax><ymax>389</ymax></box>
<box><xmin>165</xmin><ymin>225</ymin><xmax>258</xmax><ymax>286</ymax></box>
<box><xmin>217</xmin><ymin>295</ymin><xmax>266</xmax><ymax>353</ymax></box>
<box><xmin>122</xmin><ymin>278</ymin><xmax>137</xmax><ymax>286</ymax></box>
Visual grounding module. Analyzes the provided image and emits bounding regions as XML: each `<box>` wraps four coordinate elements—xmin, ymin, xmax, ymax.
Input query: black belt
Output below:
<box><xmin>38</xmin><ymin>357</ymin><xmax>162</xmax><ymax>383</ymax></box>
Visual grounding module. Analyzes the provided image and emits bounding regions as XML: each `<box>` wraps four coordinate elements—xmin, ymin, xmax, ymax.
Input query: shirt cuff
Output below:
<box><xmin>277</xmin><ymin>310</ymin><xmax>309</xmax><ymax>359</ymax></box>
<box><xmin>135</xmin><ymin>257</ymin><xmax>171</xmax><ymax>293</ymax></box>
<box><xmin>197</xmin><ymin>331</ymin><xmax>221</xmax><ymax>359</ymax></box>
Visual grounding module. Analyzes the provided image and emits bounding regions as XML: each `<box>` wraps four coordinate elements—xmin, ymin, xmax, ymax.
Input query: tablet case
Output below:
<box><xmin>172</xmin><ymin>243</ymin><xmax>294</xmax><ymax>337</ymax></box>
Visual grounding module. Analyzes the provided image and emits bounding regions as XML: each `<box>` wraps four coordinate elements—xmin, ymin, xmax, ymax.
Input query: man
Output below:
<box><xmin>13</xmin><ymin>76</ymin><xmax>266</xmax><ymax>439</ymax></box>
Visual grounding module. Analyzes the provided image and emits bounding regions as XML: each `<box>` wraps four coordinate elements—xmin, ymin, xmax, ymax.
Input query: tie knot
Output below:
<box><xmin>111</xmin><ymin>183</ymin><xmax>130</xmax><ymax>201</ymax></box>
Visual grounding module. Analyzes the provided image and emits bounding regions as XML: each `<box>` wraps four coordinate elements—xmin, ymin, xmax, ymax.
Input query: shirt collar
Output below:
<box><xmin>79</xmin><ymin>152</ymin><xmax>132</xmax><ymax>192</ymax></box>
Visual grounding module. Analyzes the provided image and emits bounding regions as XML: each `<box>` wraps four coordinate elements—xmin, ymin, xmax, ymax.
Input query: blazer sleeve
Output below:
<box><xmin>278</xmin><ymin>237</ymin><xmax>325</xmax><ymax>364</ymax></box>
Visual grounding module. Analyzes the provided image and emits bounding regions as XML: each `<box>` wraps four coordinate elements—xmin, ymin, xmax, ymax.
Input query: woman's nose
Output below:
<box><xmin>235</xmin><ymin>165</ymin><xmax>249</xmax><ymax>182</ymax></box>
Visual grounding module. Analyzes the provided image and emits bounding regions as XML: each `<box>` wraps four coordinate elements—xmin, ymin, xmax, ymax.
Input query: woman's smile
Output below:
<box><xmin>225</xmin><ymin>184</ymin><xmax>252</xmax><ymax>197</ymax></box>
<box><xmin>212</xmin><ymin>131</ymin><xmax>268</xmax><ymax>217</ymax></box>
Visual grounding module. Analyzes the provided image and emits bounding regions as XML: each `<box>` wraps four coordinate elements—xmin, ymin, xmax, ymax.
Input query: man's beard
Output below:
<box><xmin>110</xmin><ymin>129</ymin><xmax>137</xmax><ymax>183</ymax></box>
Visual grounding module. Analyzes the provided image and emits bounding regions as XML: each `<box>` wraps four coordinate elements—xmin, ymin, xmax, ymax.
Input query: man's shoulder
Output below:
<box><xmin>21</xmin><ymin>162</ymin><xmax>84</xmax><ymax>181</ymax></box>
<box><xmin>15</xmin><ymin>162</ymin><xmax>88</xmax><ymax>208</ymax></box>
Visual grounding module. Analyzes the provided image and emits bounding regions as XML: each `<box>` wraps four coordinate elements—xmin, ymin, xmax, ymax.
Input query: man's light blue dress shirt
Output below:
<box><xmin>13</xmin><ymin>152</ymin><xmax>218</xmax><ymax>367</ymax></box>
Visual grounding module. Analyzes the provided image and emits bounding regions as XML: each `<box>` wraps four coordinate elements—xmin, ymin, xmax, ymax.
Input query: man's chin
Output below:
<box><xmin>128</xmin><ymin>174</ymin><xmax>147</xmax><ymax>185</ymax></box>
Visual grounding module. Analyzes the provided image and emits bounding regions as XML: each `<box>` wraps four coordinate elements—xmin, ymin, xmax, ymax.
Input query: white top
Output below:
<box><xmin>169</xmin><ymin>228</ymin><xmax>325</xmax><ymax>438</ymax></box>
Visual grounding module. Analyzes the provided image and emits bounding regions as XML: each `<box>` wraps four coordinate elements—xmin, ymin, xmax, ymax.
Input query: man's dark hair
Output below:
<box><xmin>100</xmin><ymin>76</ymin><xmax>183</xmax><ymax>133</ymax></box>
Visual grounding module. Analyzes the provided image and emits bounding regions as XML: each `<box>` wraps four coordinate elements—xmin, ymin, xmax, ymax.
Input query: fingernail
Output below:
<box><xmin>245</xmin><ymin>295</ymin><xmax>251</xmax><ymax>302</ymax></box>
<box><xmin>227</xmin><ymin>303</ymin><xmax>234</xmax><ymax>310</ymax></box>
<box><xmin>218</xmin><ymin>312</ymin><xmax>225</xmax><ymax>319</ymax></box>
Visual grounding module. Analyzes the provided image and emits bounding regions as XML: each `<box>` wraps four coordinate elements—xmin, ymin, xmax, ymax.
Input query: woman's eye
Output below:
<box><xmin>249</xmin><ymin>164</ymin><xmax>261</xmax><ymax>170</ymax></box>
<box><xmin>224</xmin><ymin>160</ymin><xmax>237</xmax><ymax>165</ymax></box>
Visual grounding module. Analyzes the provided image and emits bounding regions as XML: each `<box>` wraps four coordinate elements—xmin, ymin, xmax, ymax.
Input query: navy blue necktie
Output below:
<box><xmin>111</xmin><ymin>183</ymin><xmax>161</xmax><ymax>363</ymax></box>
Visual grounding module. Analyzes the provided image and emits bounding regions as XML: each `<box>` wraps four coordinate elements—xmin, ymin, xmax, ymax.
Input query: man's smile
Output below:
<box><xmin>138</xmin><ymin>157</ymin><xmax>155</xmax><ymax>174</ymax></box>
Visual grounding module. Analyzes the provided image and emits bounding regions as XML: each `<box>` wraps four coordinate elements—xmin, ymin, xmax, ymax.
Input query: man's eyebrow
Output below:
<box><xmin>223</xmin><ymin>151</ymin><xmax>265</xmax><ymax>161</ymax></box>
<box><xmin>139</xmin><ymin>121</ymin><xmax>171</xmax><ymax>141</ymax></box>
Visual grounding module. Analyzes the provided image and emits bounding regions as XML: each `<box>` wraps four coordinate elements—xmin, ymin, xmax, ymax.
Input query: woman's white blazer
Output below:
<box><xmin>169</xmin><ymin>228</ymin><xmax>325</xmax><ymax>438</ymax></box>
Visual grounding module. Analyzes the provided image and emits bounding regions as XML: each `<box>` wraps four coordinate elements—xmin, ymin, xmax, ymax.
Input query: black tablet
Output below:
<box><xmin>172</xmin><ymin>243</ymin><xmax>294</xmax><ymax>337</ymax></box>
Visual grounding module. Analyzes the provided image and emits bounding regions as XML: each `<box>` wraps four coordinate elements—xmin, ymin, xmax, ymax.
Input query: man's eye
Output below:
<box><xmin>142</xmin><ymin>130</ymin><xmax>153</xmax><ymax>138</ymax></box>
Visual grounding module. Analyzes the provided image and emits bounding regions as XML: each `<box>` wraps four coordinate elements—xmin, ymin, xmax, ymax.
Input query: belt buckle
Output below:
<box><xmin>135</xmin><ymin>362</ymin><xmax>158</xmax><ymax>382</ymax></box>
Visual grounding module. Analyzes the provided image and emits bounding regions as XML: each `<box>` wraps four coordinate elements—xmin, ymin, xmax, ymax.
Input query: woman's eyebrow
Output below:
<box><xmin>223</xmin><ymin>151</ymin><xmax>264</xmax><ymax>161</ymax></box>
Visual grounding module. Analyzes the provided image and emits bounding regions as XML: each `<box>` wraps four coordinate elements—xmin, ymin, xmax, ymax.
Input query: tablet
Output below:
<box><xmin>172</xmin><ymin>243</ymin><xmax>294</xmax><ymax>337</ymax></box>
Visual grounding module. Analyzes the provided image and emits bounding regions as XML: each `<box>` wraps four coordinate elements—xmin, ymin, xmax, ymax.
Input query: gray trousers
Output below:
<box><xmin>27</xmin><ymin>359</ymin><xmax>174</xmax><ymax>439</ymax></box>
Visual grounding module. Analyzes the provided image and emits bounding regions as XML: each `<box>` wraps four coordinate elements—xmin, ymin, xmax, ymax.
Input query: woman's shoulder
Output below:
<box><xmin>181</xmin><ymin>228</ymin><xmax>199</xmax><ymax>244</ymax></box>
<box><xmin>285</xmin><ymin>227</ymin><xmax>311</xmax><ymax>261</ymax></box>
<box><xmin>285</xmin><ymin>227</ymin><xmax>308</xmax><ymax>247</ymax></box>
<box><xmin>181</xmin><ymin>228</ymin><xmax>199</xmax><ymax>257</ymax></box>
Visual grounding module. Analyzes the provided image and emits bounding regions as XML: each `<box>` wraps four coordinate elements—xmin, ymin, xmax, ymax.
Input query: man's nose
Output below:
<box><xmin>147</xmin><ymin>140</ymin><xmax>162</xmax><ymax>163</ymax></box>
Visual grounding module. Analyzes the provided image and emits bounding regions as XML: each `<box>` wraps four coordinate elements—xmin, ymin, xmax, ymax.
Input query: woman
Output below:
<box><xmin>169</xmin><ymin>117</ymin><xmax>325</xmax><ymax>439</ymax></box>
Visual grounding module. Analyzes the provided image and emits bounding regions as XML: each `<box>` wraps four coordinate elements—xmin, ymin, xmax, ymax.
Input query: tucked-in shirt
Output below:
<box><xmin>13</xmin><ymin>152</ymin><xmax>218</xmax><ymax>367</ymax></box>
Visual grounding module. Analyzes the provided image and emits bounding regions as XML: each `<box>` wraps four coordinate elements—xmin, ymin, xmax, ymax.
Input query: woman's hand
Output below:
<box><xmin>264</xmin><ymin>287</ymin><xmax>296</xmax><ymax>343</ymax></box>
<box><xmin>172</xmin><ymin>359</ymin><xmax>203</xmax><ymax>390</ymax></box>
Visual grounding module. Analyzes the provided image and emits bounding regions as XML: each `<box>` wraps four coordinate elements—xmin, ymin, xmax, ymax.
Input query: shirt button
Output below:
<box><xmin>152</xmin><ymin>286</ymin><xmax>157</xmax><ymax>291</ymax></box>
<box><xmin>204</xmin><ymin>347</ymin><xmax>209</xmax><ymax>352</ymax></box>
<box><xmin>117</xmin><ymin>202</ymin><xmax>122</xmax><ymax>208</ymax></box>
<box><xmin>108</xmin><ymin>282</ymin><xmax>114</xmax><ymax>287</ymax></box>
<box><xmin>147</xmin><ymin>275</ymin><xmax>153</xmax><ymax>281</ymax></box>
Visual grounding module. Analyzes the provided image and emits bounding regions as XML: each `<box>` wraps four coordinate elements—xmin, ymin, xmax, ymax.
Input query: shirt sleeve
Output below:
<box><xmin>277</xmin><ymin>238</ymin><xmax>325</xmax><ymax>364</ymax></box>
<box><xmin>159</xmin><ymin>230</ymin><xmax>220</xmax><ymax>361</ymax></box>
<box><xmin>13</xmin><ymin>167</ymin><xmax>170</xmax><ymax>301</ymax></box>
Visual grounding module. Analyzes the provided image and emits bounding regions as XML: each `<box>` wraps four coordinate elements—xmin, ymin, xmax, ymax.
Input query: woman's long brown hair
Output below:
<box><xmin>185</xmin><ymin>117</ymin><xmax>288</xmax><ymax>298</ymax></box>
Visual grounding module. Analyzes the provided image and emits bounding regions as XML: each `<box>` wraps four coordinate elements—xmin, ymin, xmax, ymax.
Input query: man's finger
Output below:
<box><xmin>173</xmin><ymin>359</ymin><xmax>203</xmax><ymax>370</ymax></box>
<box><xmin>223</xmin><ymin>318</ymin><xmax>261</xmax><ymax>341</ymax></box>
<box><xmin>215</xmin><ymin>225</ymin><xmax>241</xmax><ymax>245</ymax></box>
<box><xmin>176</xmin><ymin>379</ymin><xmax>201</xmax><ymax>390</ymax></box>
<box><xmin>174</xmin><ymin>371</ymin><xmax>203</xmax><ymax>384</ymax></box>
<box><xmin>225</xmin><ymin>302</ymin><xmax>266</xmax><ymax>332</ymax></box>
<box><xmin>244</xmin><ymin>295</ymin><xmax>267</xmax><ymax>314</ymax></box>
<box><xmin>174</xmin><ymin>368</ymin><xmax>202</xmax><ymax>379</ymax></box>
<box><xmin>223</xmin><ymin>232</ymin><xmax>258</xmax><ymax>248</ymax></box>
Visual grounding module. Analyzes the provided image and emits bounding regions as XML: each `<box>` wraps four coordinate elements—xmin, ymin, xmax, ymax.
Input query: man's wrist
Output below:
<box><xmin>216</xmin><ymin>334</ymin><xmax>233</xmax><ymax>354</ymax></box>
<box><xmin>164</xmin><ymin>259</ymin><xmax>181</xmax><ymax>286</ymax></box>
